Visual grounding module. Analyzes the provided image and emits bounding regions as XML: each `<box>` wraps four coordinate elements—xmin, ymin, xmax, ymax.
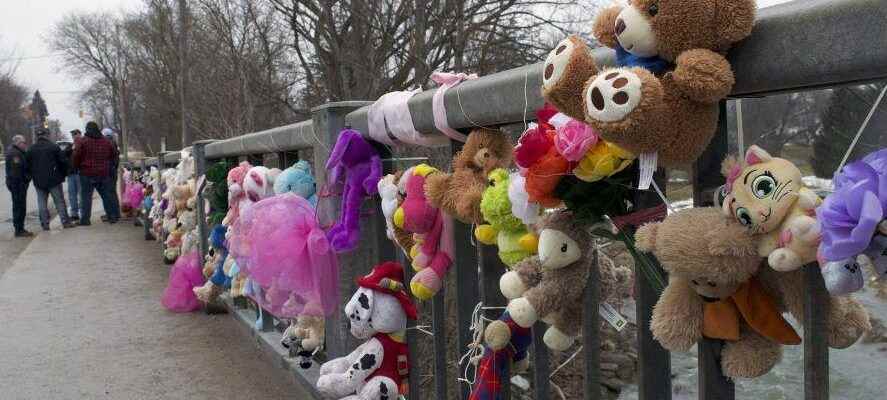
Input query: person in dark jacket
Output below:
<box><xmin>73</xmin><ymin>121</ymin><xmax>120</xmax><ymax>225</ymax></box>
<box><xmin>27</xmin><ymin>129</ymin><xmax>75</xmax><ymax>230</ymax></box>
<box><xmin>59</xmin><ymin>129</ymin><xmax>81</xmax><ymax>220</ymax></box>
<box><xmin>4</xmin><ymin>135</ymin><xmax>33</xmax><ymax>237</ymax></box>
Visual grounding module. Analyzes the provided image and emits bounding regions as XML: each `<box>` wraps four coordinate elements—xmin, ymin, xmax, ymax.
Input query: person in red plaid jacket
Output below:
<box><xmin>72</xmin><ymin>121</ymin><xmax>120</xmax><ymax>225</ymax></box>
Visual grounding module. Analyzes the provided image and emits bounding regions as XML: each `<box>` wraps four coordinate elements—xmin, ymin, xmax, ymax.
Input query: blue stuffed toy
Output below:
<box><xmin>273</xmin><ymin>160</ymin><xmax>318</xmax><ymax>206</ymax></box>
<box><xmin>193</xmin><ymin>224</ymin><xmax>231</xmax><ymax>303</ymax></box>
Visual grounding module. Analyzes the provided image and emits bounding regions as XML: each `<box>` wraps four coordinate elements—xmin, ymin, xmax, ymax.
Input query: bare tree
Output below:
<box><xmin>267</xmin><ymin>0</ymin><xmax>590</xmax><ymax>106</ymax></box>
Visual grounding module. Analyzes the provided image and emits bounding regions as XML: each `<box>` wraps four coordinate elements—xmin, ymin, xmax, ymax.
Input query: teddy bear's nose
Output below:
<box><xmin>615</xmin><ymin>18</ymin><xmax>627</xmax><ymax>35</ymax></box>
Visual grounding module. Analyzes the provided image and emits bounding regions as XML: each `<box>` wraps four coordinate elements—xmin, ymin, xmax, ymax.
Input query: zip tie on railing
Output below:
<box><xmin>834</xmin><ymin>83</ymin><xmax>887</xmax><ymax>180</ymax></box>
<box><xmin>408</xmin><ymin>325</ymin><xmax>434</xmax><ymax>337</ymax></box>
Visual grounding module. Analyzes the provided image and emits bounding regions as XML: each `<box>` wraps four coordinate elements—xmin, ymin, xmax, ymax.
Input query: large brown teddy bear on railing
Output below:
<box><xmin>635</xmin><ymin>207</ymin><xmax>870</xmax><ymax>378</ymax></box>
<box><xmin>541</xmin><ymin>0</ymin><xmax>756</xmax><ymax>167</ymax></box>
<box><xmin>424</xmin><ymin>128</ymin><xmax>512</xmax><ymax>224</ymax></box>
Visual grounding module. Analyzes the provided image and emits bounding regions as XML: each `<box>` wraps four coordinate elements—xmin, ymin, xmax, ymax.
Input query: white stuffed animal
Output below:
<box><xmin>316</xmin><ymin>262</ymin><xmax>416</xmax><ymax>400</ymax></box>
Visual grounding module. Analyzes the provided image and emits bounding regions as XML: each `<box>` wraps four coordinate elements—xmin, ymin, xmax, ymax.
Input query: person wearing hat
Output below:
<box><xmin>59</xmin><ymin>129</ymin><xmax>81</xmax><ymax>221</ymax></box>
<box><xmin>73</xmin><ymin>122</ymin><xmax>120</xmax><ymax>225</ymax></box>
<box><xmin>5</xmin><ymin>134</ymin><xmax>33</xmax><ymax>237</ymax></box>
<box><xmin>26</xmin><ymin>128</ymin><xmax>75</xmax><ymax>230</ymax></box>
<box><xmin>317</xmin><ymin>261</ymin><xmax>416</xmax><ymax>399</ymax></box>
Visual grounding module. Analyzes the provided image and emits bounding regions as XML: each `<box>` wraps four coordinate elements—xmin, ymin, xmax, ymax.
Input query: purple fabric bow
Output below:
<box><xmin>818</xmin><ymin>148</ymin><xmax>887</xmax><ymax>260</ymax></box>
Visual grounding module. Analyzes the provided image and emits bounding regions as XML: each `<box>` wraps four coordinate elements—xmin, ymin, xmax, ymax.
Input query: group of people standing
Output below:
<box><xmin>4</xmin><ymin>121</ymin><xmax>121</xmax><ymax>237</ymax></box>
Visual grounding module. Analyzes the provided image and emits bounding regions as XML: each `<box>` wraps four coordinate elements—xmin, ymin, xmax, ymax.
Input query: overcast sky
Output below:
<box><xmin>1</xmin><ymin>0</ymin><xmax>795</xmax><ymax>135</ymax></box>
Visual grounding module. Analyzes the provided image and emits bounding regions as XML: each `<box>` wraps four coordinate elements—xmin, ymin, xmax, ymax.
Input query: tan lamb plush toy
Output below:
<box><xmin>424</xmin><ymin>128</ymin><xmax>513</xmax><ymax>224</ymax></box>
<box><xmin>485</xmin><ymin>210</ymin><xmax>607</xmax><ymax>352</ymax></box>
<box><xmin>541</xmin><ymin>0</ymin><xmax>756</xmax><ymax>167</ymax></box>
<box><xmin>636</xmin><ymin>207</ymin><xmax>870</xmax><ymax>378</ymax></box>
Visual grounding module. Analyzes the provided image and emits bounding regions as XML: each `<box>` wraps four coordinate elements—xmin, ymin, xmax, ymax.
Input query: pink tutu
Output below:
<box><xmin>227</xmin><ymin>193</ymin><xmax>339</xmax><ymax>318</ymax></box>
<box><xmin>126</xmin><ymin>183</ymin><xmax>145</xmax><ymax>210</ymax></box>
<box><xmin>161</xmin><ymin>251</ymin><xmax>205</xmax><ymax>312</ymax></box>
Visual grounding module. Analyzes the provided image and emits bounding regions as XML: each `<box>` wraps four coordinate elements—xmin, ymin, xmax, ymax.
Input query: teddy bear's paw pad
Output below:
<box><xmin>543</xmin><ymin>327</ymin><xmax>575</xmax><ymax>351</ymax></box>
<box><xmin>542</xmin><ymin>38</ymin><xmax>577</xmax><ymax>90</ymax></box>
<box><xmin>584</xmin><ymin>69</ymin><xmax>643</xmax><ymax>123</ymax></box>
<box><xmin>822</xmin><ymin>258</ymin><xmax>864</xmax><ymax>296</ymax></box>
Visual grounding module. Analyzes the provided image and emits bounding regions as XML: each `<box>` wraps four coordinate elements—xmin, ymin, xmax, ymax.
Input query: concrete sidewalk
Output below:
<box><xmin>0</xmin><ymin>222</ymin><xmax>309</xmax><ymax>399</ymax></box>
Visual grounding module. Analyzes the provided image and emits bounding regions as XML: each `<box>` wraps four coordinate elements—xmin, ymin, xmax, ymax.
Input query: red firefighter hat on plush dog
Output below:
<box><xmin>357</xmin><ymin>262</ymin><xmax>418</xmax><ymax>320</ymax></box>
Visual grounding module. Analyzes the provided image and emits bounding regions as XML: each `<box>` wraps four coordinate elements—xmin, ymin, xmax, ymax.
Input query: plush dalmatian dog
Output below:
<box><xmin>316</xmin><ymin>262</ymin><xmax>417</xmax><ymax>400</ymax></box>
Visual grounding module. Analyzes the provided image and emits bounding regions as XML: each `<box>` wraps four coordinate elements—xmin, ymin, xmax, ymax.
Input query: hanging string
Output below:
<box><xmin>549</xmin><ymin>344</ymin><xmax>584</xmax><ymax>400</ymax></box>
<box><xmin>523</xmin><ymin>68</ymin><xmax>531</xmax><ymax>132</ymax></box>
<box><xmin>456</xmin><ymin>302</ymin><xmax>506</xmax><ymax>387</ymax></box>
<box><xmin>834</xmin><ymin>83</ymin><xmax>887</xmax><ymax>179</ymax></box>
<box><xmin>650</xmin><ymin>180</ymin><xmax>674</xmax><ymax>214</ymax></box>
<box><xmin>407</xmin><ymin>325</ymin><xmax>435</xmax><ymax>336</ymax></box>
<box><xmin>736</xmin><ymin>99</ymin><xmax>745</xmax><ymax>156</ymax></box>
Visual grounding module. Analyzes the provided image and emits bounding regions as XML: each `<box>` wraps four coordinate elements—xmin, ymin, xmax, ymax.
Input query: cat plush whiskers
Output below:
<box><xmin>719</xmin><ymin>146</ymin><xmax>822</xmax><ymax>272</ymax></box>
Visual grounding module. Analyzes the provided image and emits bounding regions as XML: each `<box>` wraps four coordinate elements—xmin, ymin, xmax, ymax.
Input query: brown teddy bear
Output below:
<box><xmin>636</xmin><ymin>207</ymin><xmax>871</xmax><ymax>378</ymax></box>
<box><xmin>541</xmin><ymin>0</ymin><xmax>756</xmax><ymax>167</ymax></box>
<box><xmin>424</xmin><ymin>128</ymin><xmax>512</xmax><ymax>224</ymax></box>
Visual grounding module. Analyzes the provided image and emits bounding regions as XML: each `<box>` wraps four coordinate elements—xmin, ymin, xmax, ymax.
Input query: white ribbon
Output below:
<box><xmin>431</xmin><ymin>72</ymin><xmax>478</xmax><ymax>142</ymax></box>
<box><xmin>367</xmin><ymin>90</ymin><xmax>449</xmax><ymax>148</ymax></box>
<box><xmin>638</xmin><ymin>151</ymin><xmax>657</xmax><ymax>190</ymax></box>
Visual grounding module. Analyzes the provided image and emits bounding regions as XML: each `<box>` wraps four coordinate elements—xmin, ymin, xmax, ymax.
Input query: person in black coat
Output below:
<box><xmin>4</xmin><ymin>135</ymin><xmax>32</xmax><ymax>237</ymax></box>
<box><xmin>26</xmin><ymin>129</ymin><xmax>75</xmax><ymax>230</ymax></box>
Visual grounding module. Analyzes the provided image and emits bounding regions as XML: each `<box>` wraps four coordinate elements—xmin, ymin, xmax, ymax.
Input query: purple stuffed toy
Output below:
<box><xmin>818</xmin><ymin>148</ymin><xmax>887</xmax><ymax>295</ymax></box>
<box><xmin>326</xmin><ymin>128</ymin><xmax>383</xmax><ymax>252</ymax></box>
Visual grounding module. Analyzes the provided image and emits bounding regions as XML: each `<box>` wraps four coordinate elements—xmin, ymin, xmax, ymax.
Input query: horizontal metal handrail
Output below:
<box><xmin>204</xmin><ymin>120</ymin><xmax>315</xmax><ymax>160</ymax></box>
<box><xmin>345</xmin><ymin>0</ymin><xmax>887</xmax><ymax>137</ymax></box>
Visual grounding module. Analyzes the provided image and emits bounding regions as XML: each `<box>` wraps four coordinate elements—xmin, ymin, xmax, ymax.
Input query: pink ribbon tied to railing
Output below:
<box><xmin>431</xmin><ymin>71</ymin><xmax>478</xmax><ymax>142</ymax></box>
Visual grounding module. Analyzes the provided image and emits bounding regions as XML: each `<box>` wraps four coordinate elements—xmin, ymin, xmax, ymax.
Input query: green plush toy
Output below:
<box><xmin>474</xmin><ymin>169</ymin><xmax>538</xmax><ymax>267</ymax></box>
<box><xmin>205</xmin><ymin>161</ymin><xmax>231</xmax><ymax>226</ymax></box>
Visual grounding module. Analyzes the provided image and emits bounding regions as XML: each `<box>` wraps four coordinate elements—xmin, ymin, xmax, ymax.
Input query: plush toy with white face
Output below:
<box><xmin>316</xmin><ymin>262</ymin><xmax>416</xmax><ymax>400</ymax></box>
<box><xmin>487</xmin><ymin>210</ymin><xmax>594</xmax><ymax>352</ymax></box>
<box><xmin>719</xmin><ymin>145</ymin><xmax>821</xmax><ymax>272</ymax></box>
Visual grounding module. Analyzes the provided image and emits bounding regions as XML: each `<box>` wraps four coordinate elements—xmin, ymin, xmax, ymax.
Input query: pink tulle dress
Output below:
<box><xmin>161</xmin><ymin>251</ymin><xmax>205</xmax><ymax>312</ymax></box>
<box><xmin>126</xmin><ymin>183</ymin><xmax>145</xmax><ymax>211</ymax></box>
<box><xmin>227</xmin><ymin>193</ymin><xmax>339</xmax><ymax>318</ymax></box>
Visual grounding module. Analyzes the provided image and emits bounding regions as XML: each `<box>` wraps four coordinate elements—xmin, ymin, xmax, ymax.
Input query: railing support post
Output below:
<box><xmin>311</xmin><ymin>101</ymin><xmax>374</xmax><ymax>359</ymax></box>
<box><xmin>192</xmin><ymin>140</ymin><xmax>215</xmax><ymax>263</ymax></box>
<box><xmin>804</xmin><ymin>263</ymin><xmax>829</xmax><ymax>400</ymax></box>
<box><xmin>693</xmin><ymin>100</ymin><xmax>734</xmax><ymax>400</ymax></box>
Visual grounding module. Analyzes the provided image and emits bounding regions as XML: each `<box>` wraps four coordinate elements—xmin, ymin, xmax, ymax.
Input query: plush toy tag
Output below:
<box><xmin>599</xmin><ymin>302</ymin><xmax>627</xmax><ymax>331</ymax></box>
<box><xmin>637</xmin><ymin>152</ymin><xmax>657</xmax><ymax>190</ymax></box>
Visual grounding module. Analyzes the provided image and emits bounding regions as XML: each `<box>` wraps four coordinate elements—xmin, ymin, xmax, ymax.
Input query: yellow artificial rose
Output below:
<box><xmin>573</xmin><ymin>141</ymin><xmax>635</xmax><ymax>183</ymax></box>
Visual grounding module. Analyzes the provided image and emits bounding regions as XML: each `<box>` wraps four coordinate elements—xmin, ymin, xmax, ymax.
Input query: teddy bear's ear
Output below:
<box><xmin>714</xmin><ymin>0</ymin><xmax>756</xmax><ymax>48</ymax></box>
<box><xmin>634</xmin><ymin>223</ymin><xmax>659</xmax><ymax>253</ymax></box>
<box><xmin>745</xmin><ymin>145</ymin><xmax>772</xmax><ymax>165</ymax></box>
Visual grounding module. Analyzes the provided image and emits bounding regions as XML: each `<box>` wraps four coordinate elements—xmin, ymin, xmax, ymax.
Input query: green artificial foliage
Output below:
<box><xmin>205</xmin><ymin>161</ymin><xmax>232</xmax><ymax>225</ymax></box>
<box><xmin>554</xmin><ymin>167</ymin><xmax>635</xmax><ymax>225</ymax></box>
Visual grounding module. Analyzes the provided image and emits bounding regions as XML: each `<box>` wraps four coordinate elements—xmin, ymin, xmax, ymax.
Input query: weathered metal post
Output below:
<box><xmin>693</xmin><ymin>101</ymin><xmax>734</xmax><ymax>400</ymax></box>
<box><xmin>312</xmin><ymin>101</ymin><xmax>374</xmax><ymax>358</ymax></box>
<box><xmin>192</xmin><ymin>140</ymin><xmax>215</xmax><ymax>263</ymax></box>
<box><xmin>804</xmin><ymin>262</ymin><xmax>829</xmax><ymax>400</ymax></box>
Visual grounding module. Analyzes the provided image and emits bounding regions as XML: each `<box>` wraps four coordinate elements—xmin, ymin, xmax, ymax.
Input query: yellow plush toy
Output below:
<box><xmin>720</xmin><ymin>146</ymin><xmax>822</xmax><ymax>272</ymax></box>
<box><xmin>474</xmin><ymin>169</ymin><xmax>538</xmax><ymax>267</ymax></box>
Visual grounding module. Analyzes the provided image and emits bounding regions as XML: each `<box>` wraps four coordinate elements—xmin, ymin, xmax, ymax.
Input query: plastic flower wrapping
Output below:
<box><xmin>227</xmin><ymin>193</ymin><xmax>339</xmax><ymax>318</ymax></box>
<box><xmin>818</xmin><ymin>148</ymin><xmax>887</xmax><ymax>261</ymax></box>
<box><xmin>125</xmin><ymin>182</ymin><xmax>145</xmax><ymax>211</ymax></box>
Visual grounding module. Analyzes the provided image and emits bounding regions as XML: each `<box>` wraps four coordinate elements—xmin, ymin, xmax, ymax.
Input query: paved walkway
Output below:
<box><xmin>0</xmin><ymin>221</ymin><xmax>308</xmax><ymax>399</ymax></box>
